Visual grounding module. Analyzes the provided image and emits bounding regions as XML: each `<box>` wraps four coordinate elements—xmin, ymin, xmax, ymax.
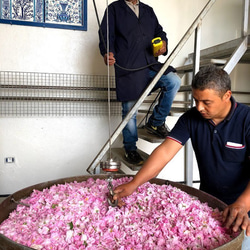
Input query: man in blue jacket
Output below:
<box><xmin>99</xmin><ymin>0</ymin><xmax>181</xmax><ymax>166</ymax></box>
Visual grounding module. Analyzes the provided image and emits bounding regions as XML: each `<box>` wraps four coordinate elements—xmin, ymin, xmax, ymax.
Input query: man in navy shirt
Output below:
<box><xmin>114</xmin><ymin>65</ymin><xmax>250</xmax><ymax>235</ymax></box>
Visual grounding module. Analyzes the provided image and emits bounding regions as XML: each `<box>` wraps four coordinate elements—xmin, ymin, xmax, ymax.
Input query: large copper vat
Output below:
<box><xmin>0</xmin><ymin>175</ymin><xmax>244</xmax><ymax>249</ymax></box>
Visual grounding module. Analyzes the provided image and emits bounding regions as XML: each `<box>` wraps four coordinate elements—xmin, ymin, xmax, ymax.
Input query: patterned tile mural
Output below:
<box><xmin>46</xmin><ymin>0</ymin><xmax>82</xmax><ymax>25</ymax></box>
<box><xmin>0</xmin><ymin>0</ymin><xmax>84</xmax><ymax>27</ymax></box>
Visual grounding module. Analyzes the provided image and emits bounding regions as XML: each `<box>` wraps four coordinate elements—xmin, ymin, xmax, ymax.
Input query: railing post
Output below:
<box><xmin>224</xmin><ymin>0</ymin><xmax>249</xmax><ymax>74</ymax></box>
<box><xmin>242</xmin><ymin>0</ymin><xmax>249</xmax><ymax>36</ymax></box>
<box><xmin>185</xmin><ymin>22</ymin><xmax>202</xmax><ymax>187</ymax></box>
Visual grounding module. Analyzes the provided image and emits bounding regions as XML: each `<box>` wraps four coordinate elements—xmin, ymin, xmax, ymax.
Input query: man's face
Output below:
<box><xmin>192</xmin><ymin>88</ymin><xmax>232</xmax><ymax>121</ymax></box>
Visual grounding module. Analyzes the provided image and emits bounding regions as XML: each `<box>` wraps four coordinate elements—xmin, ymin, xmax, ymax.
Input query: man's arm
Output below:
<box><xmin>223</xmin><ymin>181</ymin><xmax>250</xmax><ymax>236</ymax></box>
<box><xmin>113</xmin><ymin>138</ymin><xmax>183</xmax><ymax>206</ymax></box>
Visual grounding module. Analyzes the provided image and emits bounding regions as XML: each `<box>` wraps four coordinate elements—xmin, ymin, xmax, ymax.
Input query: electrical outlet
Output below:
<box><xmin>5</xmin><ymin>157</ymin><xmax>15</xmax><ymax>163</ymax></box>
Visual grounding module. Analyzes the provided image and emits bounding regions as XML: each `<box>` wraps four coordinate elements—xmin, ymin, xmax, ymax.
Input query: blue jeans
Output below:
<box><xmin>122</xmin><ymin>71</ymin><xmax>181</xmax><ymax>152</ymax></box>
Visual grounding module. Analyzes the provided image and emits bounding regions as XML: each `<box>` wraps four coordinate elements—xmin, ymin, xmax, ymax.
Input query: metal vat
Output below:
<box><xmin>0</xmin><ymin>175</ymin><xmax>244</xmax><ymax>249</ymax></box>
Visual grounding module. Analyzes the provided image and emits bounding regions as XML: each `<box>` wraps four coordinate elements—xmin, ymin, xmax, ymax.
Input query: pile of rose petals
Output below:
<box><xmin>0</xmin><ymin>177</ymin><xmax>238</xmax><ymax>249</ymax></box>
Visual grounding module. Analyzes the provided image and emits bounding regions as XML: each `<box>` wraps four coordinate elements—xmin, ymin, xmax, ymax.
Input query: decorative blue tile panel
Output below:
<box><xmin>0</xmin><ymin>0</ymin><xmax>87</xmax><ymax>30</ymax></box>
<box><xmin>11</xmin><ymin>0</ymin><xmax>34</xmax><ymax>21</ymax></box>
<box><xmin>46</xmin><ymin>0</ymin><xmax>82</xmax><ymax>26</ymax></box>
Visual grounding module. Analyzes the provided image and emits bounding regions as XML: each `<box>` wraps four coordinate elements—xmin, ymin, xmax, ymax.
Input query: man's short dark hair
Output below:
<box><xmin>192</xmin><ymin>64</ymin><xmax>231</xmax><ymax>97</ymax></box>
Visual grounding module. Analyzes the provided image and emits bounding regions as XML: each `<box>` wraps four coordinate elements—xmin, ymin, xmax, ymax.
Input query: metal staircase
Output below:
<box><xmin>87</xmin><ymin>0</ymin><xmax>250</xmax><ymax>183</ymax></box>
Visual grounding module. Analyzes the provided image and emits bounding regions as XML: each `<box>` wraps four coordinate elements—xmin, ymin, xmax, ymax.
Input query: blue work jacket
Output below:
<box><xmin>99</xmin><ymin>0</ymin><xmax>175</xmax><ymax>102</ymax></box>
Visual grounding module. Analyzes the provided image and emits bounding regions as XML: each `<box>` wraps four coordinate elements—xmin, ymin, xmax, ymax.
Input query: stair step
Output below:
<box><xmin>111</xmin><ymin>148</ymin><xmax>149</xmax><ymax>171</ymax></box>
<box><xmin>137</xmin><ymin>127</ymin><xmax>165</xmax><ymax>143</ymax></box>
<box><xmin>176</xmin><ymin>58</ymin><xmax>227</xmax><ymax>74</ymax></box>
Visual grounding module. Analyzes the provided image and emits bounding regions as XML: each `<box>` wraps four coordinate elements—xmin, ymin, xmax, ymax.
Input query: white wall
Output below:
<box><xmin>0</xmin><ymin>0</ymin><xmax>249</xmax><ymax>194</ymax></box>
<box><xmin>0</xmin><ymin>117</ymin><xmax>122</xmax><ymax>194</ymax></box>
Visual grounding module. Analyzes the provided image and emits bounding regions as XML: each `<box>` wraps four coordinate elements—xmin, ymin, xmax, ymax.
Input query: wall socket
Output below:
<box><xmin>5</xmin><ymin>157</ymin><xmax>15</xmax><ymax>163</ymax></box>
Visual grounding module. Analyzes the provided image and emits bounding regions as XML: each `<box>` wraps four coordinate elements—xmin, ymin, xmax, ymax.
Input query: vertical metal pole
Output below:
<box><xmin>223</xmin><ymin>0</ymin><xmax>249</xmax><ymax>74</ymax></box>
<box><xmin>242</xmin><ymin>0</ymin><xmax>249</xmax><ymax>36</ymax></box>
<box><xmin>193</xmin><ymin>25</ymin><xmax>202</xmax><ymax>70</ymax></box>
<box><xmin>185</xmin><ymin>23</ymin><xmax>202</xmax><ymax>187</ymax></box>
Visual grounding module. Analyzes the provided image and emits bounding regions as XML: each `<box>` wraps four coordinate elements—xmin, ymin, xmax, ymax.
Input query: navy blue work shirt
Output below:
<box><xmin>168</xmin><ymin>97</ymin><xmax>250</xmax><ymax>204</ymax></box>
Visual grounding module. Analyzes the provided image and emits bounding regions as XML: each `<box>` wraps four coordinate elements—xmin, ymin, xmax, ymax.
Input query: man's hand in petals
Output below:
<box><xmin>113</xmin><ymin>182</ymin><xmax>137</xmax><ymax>208</ymax></box>
<box><xmin>223</xmin><ymin>201</ymin><xmax>249</xmax><ymax>234</ymax></box>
